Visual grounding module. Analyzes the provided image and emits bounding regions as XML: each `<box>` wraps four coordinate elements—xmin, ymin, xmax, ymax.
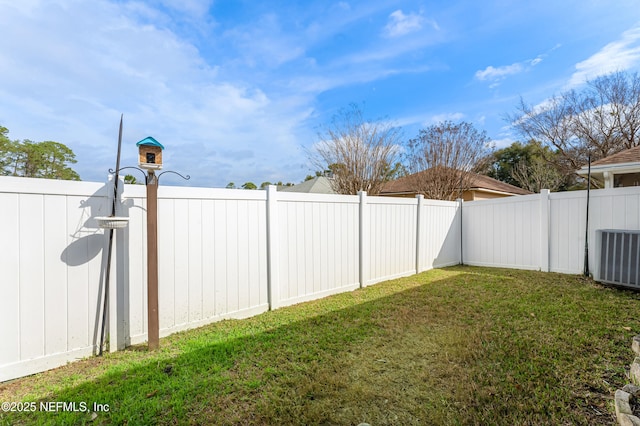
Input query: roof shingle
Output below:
<box><xmin>380</xmin><ymin>171</ymin><xmax>531</xmax><ymax>196</ymax></box>
<box><xmin>590</xmin><ymin>145</ymin><xmax>640</xmax><ymax>166</ymax></box>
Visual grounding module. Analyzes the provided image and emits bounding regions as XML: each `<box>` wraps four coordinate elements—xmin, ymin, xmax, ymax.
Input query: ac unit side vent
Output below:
<box><xmin>598</xmin><ymin>230</ymin><xmax>640</xmax><ymax>289</ymax></box>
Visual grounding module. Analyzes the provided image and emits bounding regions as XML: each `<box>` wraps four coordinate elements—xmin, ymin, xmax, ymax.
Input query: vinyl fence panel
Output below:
<box><xmin>275</xmin><ymin>192</ymin><xmax>360</xmax><ymax>307</ymax></box>
<box><xmin>462</xmin><ymin>193</ymin><xmax>544</xmax><ymax>270</ymax></box>
<box><xmin>125</xmin><ymin>187</ymin><xmax>270</xmax><ymax>345</ymax></box>
<box><xmin>365</xmin><ymin>196</ymin><xmax>418</xmax><ymax>285</ymax></box>
<box><xmin>419</xmin><ymin>198</ymin><xmax>461</xmax><ymax>271</ymax></box>
<box><xmin>549</xmin><ymin>187</ymin><xmax>640</xmax><ymax>275</ymax></box>
<box><xmin>461</xmin><ymin>186</ymin><xmax>640</xmax><ymax>275</ymax></box>
<box><xmin>548</xmin><ymin>191</ymin><xmax>586</xmax><ymax>274</ymax></box>
<box><xmin>0</xmin><ymin>177</ymin><xmax>110</xmax><ymax>382</ymax></box>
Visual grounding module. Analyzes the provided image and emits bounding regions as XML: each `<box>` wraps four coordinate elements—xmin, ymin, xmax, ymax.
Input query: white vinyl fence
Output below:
<box><xmin>0</xmin><ymin>178</ymin><xmax>112</xmax><ymax>382</ymax></box>
<box><xmin>462</xmin><ymin>186</ymin><xmax>640</xmax><ymax>276</ymax></box>
<box><xmin>5</xmin><ymin>175</ymin><xmax>637</xmax><ymax>383</ymax></box>
<box><xmin>0</xmin><ymin>177</ymin><xmax>460</xmax><ymax>382</ymax></box>
<box><xmin>462</xmin><ymin>191</ymin><xmax>548</xmax><ymax>271</ymax></box>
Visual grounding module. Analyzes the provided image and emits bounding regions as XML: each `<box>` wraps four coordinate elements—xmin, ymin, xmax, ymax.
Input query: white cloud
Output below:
<box><xmin>383</xmin><ymin>10</ymin><xmax>431</xmax><ymax>38</ymax></box>
<box><xmin>475</xmin><ymin>55</ymin><xmax>543</xmax><ymax>87</ymax></box>
<box><xmin>491</xmin><ymin>137</ymin><xmax>516</xmax><ymax>149</ymax></box>
<box><xmin>567</xmin><ymin>24</ymin><xmax>640</xmax><ymax>88</ymax></box>
<box><xmin>223</xmin><ymin>13</ymin><xmax>306</xmax><ymax>68</ymax></box>
<box><xmin>286</xmin><ymin>62</ymin><xmax>432</xmax><ymax>97</ymax></box>
<box><xmin>475</xmin><ymin>63</ymin><xmax>523</xmax><ymax>81</ymax></box>
<box><xmin>157</xmin><ymin>0</ymin><xmax>213</xmax><ymax>18</ymax></box>
<box><xmin>425</xmin><ymin>112</ymin><xmax>465</xmax><ymax>125</ymax></box>
<box><xmin>0</xmin><ymin>0</ymin><xmax>313</xmax><ymax>187</ymax></box>
<box><xmin>530</xmin><ymin>57</ymin><xmax>542</xmax><ymax>66</ymax></box>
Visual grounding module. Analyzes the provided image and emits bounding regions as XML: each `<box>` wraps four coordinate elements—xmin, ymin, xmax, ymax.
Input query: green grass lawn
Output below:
<box><xmin>1</xmin><ymin>266</ymin><xmax>639</xmax><ymax>425</ymax></box>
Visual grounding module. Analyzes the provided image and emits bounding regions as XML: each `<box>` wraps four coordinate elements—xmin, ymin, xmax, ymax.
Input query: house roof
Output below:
<box><xmin>577</xmin><ymin>145</ymin><xmax>640</xmax><ymax>177</ymax></box>
<box><xmin>380</xmin><ymin>171</ymin><xmax>532</xmax><ymax>196</ymax></box>
<box><xmin>590</xmin><ymin>145</ymin><xmax>640</xmax><ymax>166</ymax></box>
<box><xmin>379</xmin><ymin>175</ymin><xmax>415</xmax><ymax>194</ymax></box>
<box><xmin>280</xmin><ymin>176</ymin><xmax>336</xmax><ymax>194</ymax></box>
<box><xmin>468</xmin><ymin>173</ymin><xmax>532</xmax><ymax>195</ymax></box>
<box><xmin>136</xmin><ymin>136</ymin><xmax>164</xmax><ymax>150</ymax></box>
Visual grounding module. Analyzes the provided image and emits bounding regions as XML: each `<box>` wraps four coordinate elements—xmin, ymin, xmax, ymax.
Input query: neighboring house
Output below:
<box><xmin>380</xmin><ymin>171</ymin><xmax>532</xmax><ymax>201</ymax></box>
<box><xmin>577</xmin><ymin>145</ymin><xmax>640</xmax><ymax>188</ymax></box>
<box><xmin>279</xmin><ymin>176</ymin><xmax>337</xmax><ymax>194</ymax></box>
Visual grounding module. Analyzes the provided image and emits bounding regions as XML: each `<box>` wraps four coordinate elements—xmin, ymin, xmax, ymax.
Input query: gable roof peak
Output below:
<box><xmin>136</xmin><ymin>136</ymin><xmax>164</xmax><ymax>150</ymax></box>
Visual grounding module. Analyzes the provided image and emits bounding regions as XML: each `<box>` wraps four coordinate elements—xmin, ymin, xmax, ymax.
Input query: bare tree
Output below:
<box><xmin>509</xmin><ymin>71</ymin><xmax>640</xmax><ymax>172</ymax></box>
<box><xmin>508</xmin><ymin>95</ymin><xmax>580</xmax><ymax>169</ymax></box>
<box><xmin>405</xmin><ymin>121</ymin><xmax>493</xmax><ymax>200</ymax></box>
<box><xmin>588</xmin><ymin>71</ymin><xmax>640</xmax><ymax>151</ymax></box>
<box><xmin>309</xmin><ymin>104</ymin><xmax>402</xmax><ymax>195</ymax></box>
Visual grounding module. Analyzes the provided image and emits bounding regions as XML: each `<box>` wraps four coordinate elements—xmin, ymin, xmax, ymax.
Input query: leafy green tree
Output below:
<box><xmin>304</xmin><ymin>170</ymin><xmax>334</xmax><ymax>181</ymax></box>
<box><xmin>485</xmin><ymin>140</ymin><xmax>572</xmax><ymax>191</ymax></box>
<box><xmin>259</xmin><ymin>181</ymin><xmax>272</xmax><ymax>189</ymax></box>
<box><xmin>226</xmin><ymin>182</ymin><xmax>236</xmax><ymax>189</ymax></box>
<box><xmin>0</xmin><ymin>126</ymin><xmax>15</xmax><ymax>173</ymax></box>
<box><xmin>0</xmin><ymin>127</ymin><xmax>80</xmax><ymax>180</ymax></box>
<box><xmin>124</xmin><ymin>174</ymin><xmax>138</xmax><ymax>184</ymax></box>
<box><xmin>242</xmin><ymin>182</ymin><xmax>257</xmax><ymax>190</ymax></box>
<box><xmin>511</xmin><ymin>155</ymin><xmax>566</xmax><ymax>193</ymax></box>
<box><xmin>485</xmin><ymin>141</ymin><xmax>541</xmax><ymax>186</ymax></box>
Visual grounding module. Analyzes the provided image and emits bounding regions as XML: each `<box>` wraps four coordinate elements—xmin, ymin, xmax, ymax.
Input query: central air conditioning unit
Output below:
<box><xmin>596</xmin><ymin>229</ymin><xmax>640</xmax><ymax>290</ymax></box>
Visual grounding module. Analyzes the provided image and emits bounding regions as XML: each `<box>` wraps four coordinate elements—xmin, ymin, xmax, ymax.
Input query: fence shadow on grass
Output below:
<box><xmin>7</xmin><ymin>267</ymin><xmax>638</xmax><ymax>425</ymax></box>
<box><xmin>12</xmin><ymin>270</ymin><xmax>481</xmax><ymax>425</ymax></box>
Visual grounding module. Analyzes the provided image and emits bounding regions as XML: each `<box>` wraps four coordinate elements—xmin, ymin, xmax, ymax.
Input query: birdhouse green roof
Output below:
<box><xmin>136</xmin><ymin>136</ymin><xmax>164</xmax><ymax>150</ymax></box>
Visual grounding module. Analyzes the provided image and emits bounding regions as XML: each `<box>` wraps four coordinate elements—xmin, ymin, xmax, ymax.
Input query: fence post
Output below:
<box><xmin>266</xmin><ymin>185</ymin><xmax>280</xmax><ymax>310</ymax></box>
<box><xmin>415</xmin><ymin>195</ymin><xmax>424</xmax><ymax>274</ymax></box>
<box><xmin>109</xmin><ymin>177</ymin><xmax>126</xmax><ymax>352</ymax></box>
<box><xmin>359</xmin><ymin>191</ymin><xmax>368</xmax><ymax>288</ymax></box>
<box><xmin>457</xmin><ymin>198</ymin><xmax>464</xmax><ymax>265</ymax></box>
<box><xmin>539</xmin><ymin>189</ymin><xmax>550</xmax><ymax>272</ymax></box>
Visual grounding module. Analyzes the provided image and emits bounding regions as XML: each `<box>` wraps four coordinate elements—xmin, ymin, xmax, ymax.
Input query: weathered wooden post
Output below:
<box><xmin>146</xmin><ymin>170</ymin><xmax>159</xmax><ymax>350</ymax></box>
<box><xmin>137</xmin><ymin>137</ymin><xmax>164</xmax><ymax>350</ymax></box>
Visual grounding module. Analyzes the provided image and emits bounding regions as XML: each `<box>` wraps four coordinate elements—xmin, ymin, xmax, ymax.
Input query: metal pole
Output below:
<box><xmin>99</xmin><ymin>114</ymin><xmax>123</xmax><ymax>356</ymax></box>
<box><xmin>147</xmin><ymin>170</ymin><xmax>160</xmax><ymax>350</ymax></box>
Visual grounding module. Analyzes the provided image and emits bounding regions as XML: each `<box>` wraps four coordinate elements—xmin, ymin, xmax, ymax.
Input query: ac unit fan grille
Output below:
<box><xmin>599</xmin><ymin>230</ymin><xmax>640</xmax><ymax>288</ymax></box>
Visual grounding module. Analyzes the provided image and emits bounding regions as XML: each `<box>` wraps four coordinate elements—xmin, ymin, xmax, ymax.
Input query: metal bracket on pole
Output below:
<box><xmin>157</xmin><ymin>170</ymin><xmax>190</xmax><ymax>183</ymax></box>
<box><xmin>109</xmin><ymin>167</ymin><xmax>149</xmax><ymax>184</ymax></box>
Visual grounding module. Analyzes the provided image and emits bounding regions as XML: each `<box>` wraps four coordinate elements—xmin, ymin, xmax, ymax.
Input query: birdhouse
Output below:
<box><xmin>136</xmin><ymin>136</ymin><xmax>164</xmax><ymax>170</ymax></box>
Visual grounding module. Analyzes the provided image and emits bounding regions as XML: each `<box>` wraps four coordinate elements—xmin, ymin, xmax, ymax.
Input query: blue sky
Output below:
<box><xmin>1</xmin><ymin>0</ymin><xmax>639</xmax><ymax>187</ymax></box>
